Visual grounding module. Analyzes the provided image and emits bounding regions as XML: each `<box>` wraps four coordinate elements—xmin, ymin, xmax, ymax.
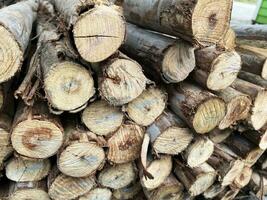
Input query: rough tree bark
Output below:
<box><xmin>242</xmin><ymin>130</ymin><xmax>267</xmax><ymax>150</ymax></box>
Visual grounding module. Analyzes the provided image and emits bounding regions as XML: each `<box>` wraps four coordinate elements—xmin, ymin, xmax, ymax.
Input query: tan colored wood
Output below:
<box><xmin>113</xmin><ymin>181</ymin><xmax>141</xmax><ymax>200</ymax></box>
<box><xmin>219</xmin><ymin>28</ymin><xmax>236</xmax><ymax>50</ymax></box>
<box><xmin>208</xmin><ymin>128</ymin><xmax>232</xmax><ymax>144</ymax></box>
<box><xmin>232</xmin><ymin>166</ymin><xmax>252</xmax><ymax>189</ymax></box>
<box><xmin>248</xmin><ymin>172</ymin><xmax>267</xmax><ymax>198</ymax></box>
<box><xmin>79</xmin><ymin>188</ymin><xmax>112</xmax><ymax>200</ymax></box>
<box><xmin>238</xmin><ymin>71</ymin><xmax>267</xmax><ymax>88</ymax></box>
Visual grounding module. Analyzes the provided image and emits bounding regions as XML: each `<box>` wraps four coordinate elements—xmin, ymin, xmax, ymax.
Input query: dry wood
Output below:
<box><xmin>203</xmin><ymin>183</ymin><xmax>227</xmax><ymax>199</ymax></box>
<box><xmin>193</xmin><ymin>46</ymin><xmax>241</xmax><ymax>91</ymax></box>
<box><xmin>238</xmin><ymin>70</ymin><xmax>267</xmax><ymax>88</ymax></box>
<box><xmin>232</xmin><ymin>24</ymin><xmax>267</xmax><ymax>41</ymax></box>
<box><xmin>99</xmin><ymin>53</ymin><xmax>148</xmax><ymax>106</ymax></box>
<box><xmin>113</xmin><ymin>181</ymin><xmax>141</xmax><ymax>200</ymax></box>
<box><xmin>146</xmin><ymin>110</ymin><xmax>193</xmax><ymax>155</ymax></box>
<box><xmin>242</xmin><ymin>130</ymin><xmax>267</xmax><ymax>150</ymax></box>
<box><xmin>168</xmin><ymin>82</ymin><xmax>226</xmax><ymax>134</ymax></box>
<box><xmin>247</xmin><ymin>172</ymin><xmax>267</xmax><ymax>198</ymax></box>
<box><xmin>107</xmin><ymin>123</ymin><xmax>144</xmax><ymax>164</ymax></box>
<box><xmin>11</xmin><ymin>102</ymin><xmax>64</xmax><ymax>159</ymax></box>
<box><xmin>219</xmin><ymin>28</ymin><xmax>236</xmax><ymax>50</ymax></box>
<box><xmin>98</xmin><ymin>162</ymin><xmax>136</xmax><ymax>190</ymax></box>
<box><xmin>79</xmin><ymin>188</ymin><xmax>112</xmax><ymax>200</ymax></box>
<box><xmin>0</xmin><ymin>0</ymin><xmax>38</xmax><ymax>83</ymax></box>
<box><xmin>232</xmin><ymin>166</ymin><xmax>252</xmax><ymax>189</ymax></box>
<box><xmin>174</xmin><ymin>160</ymin><xmax>216</xmax><ymax>196</ymax></box>
<box><xmin>125</xmin><ymin>86</ymin><xmax>167</xmax><ymax>126</ymax></box>
<box><xmin>119</xmin><ymin>0</ymin><xmax>232</xmax><ymax>46</ymax></box>
<box><xmin>123</xmin><ymin>23</ymin><xmax>195</xmax><ymax>83</ymax></box>
<box><xmin>208</xmin><ymin>128</ymin><xmax>232</xmax><ymax>144</ymax></box>
<box><xmin>52</xmin><ymin>0</ymin><xmax>125</xmax><ymax>62</ymax></box>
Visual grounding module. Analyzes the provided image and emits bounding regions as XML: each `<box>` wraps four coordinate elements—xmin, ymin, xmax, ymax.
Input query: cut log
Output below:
<box><xmin>236</xmin><ymin>45</ymin><xmax>267</xmax><ymax>80</ymax></box>
<box><xmin>125</xmin><ymin>86</ymin><xmax>167</xmax><ymax>126</ymax></box>
<box><xmin>143</xmin><ymin>174</ymin><xmax>184</xmax><ymax>200</ymax></box>
<box><xmin>216</xmin><ymin>188</ymin><xmax>240</xmax><ymax>200</ymax></box>
<box><xmin>238</xmin><ymin>71</ymin><xmax>267</xmax><ymax>88</ymax></box>
<box><xmin>208</xmin><ymin>128</ymin><xmax>232</xmax><ymax>144</ymax></box>
<box><xmin>99</xmin><ymin>53</ymin><xmax>148</xmax><ymax>106</ymax></box>
<box><xmin>113</xmin><ymin>181</ymin><xmax>141</xmax><ymax>200</ymax></box>
<box><xmin>193</xmin><ymin>46</ymin><xmax>241</xmax><ymax>91</ymax></box>
<box><xmin>123</xmin><ymin>23</ymin><xmax>195</xmax><ymax>83</ymax></box>
<box><xmin>231</xmin><ymin>78</ymin><xmax>267</xmax><ymax>130</ymax></box>
<box><xmin>9</xmin><ymin>181</ymin><xmax>50</xmax><ymax>200</ymax></box>
<box><xmin>119</xmin><ymin>0</ymin><xmax>232</xmax><ymax>46</ymax></box>
<box><xmin>203</xmin><ymin>183</ymin><xmax>227</xmax><ymax>199</ymax></box>
<box><xmin>48</xmin><ymin>173</ymin><xmax>95</xmax><ymax>200</ymax></box>
<box><xmin>168</xmin><ymin>82</ymin><xmax>226</xmax><ymax>134</ymax></box>
<box><xmin>82</xmin><ymin>100</ymin><xmax>124</xmax><ymax>136</ymax></box>
<box><xmin>11</xmin><ymin>102</ymin><xmax>64</xmax><ymax>159</ymax></box>
<box><xmin>219</xmin><ymin>28</ymin><xmax>236</xmax><ymax>50</ymax></box>
<box><xmin>140</xmin><ymin>155</ymin><xmax>172</xmax><ymax>191</ymax></box>
<box><xmin>232</xmin><ymin>24</ymin><xmax>267</xmax><ymax>41</ymax></box>
<box><xmin>0</xmin><ymin>0</ymin><xmax>38</xmax><ymax>83</ymax></box>
<box><xmin>174</xmin><ymin>160</ymin><xmax>216</xmax><ymax>196</ymax></box>
<box><xmin>98</xmin><ymin>162</ymin><xmax>136</xmax><ymax>190</ymax></box>
<box><xmin>6</xmin><ymin>156</ymin><xmax>50</xmax><ymax>182</ymax></box>
<box><xmin>146</xmin><ymin>110</ymin><xmax>193</xmax><ymax>155</ymax></box>
<box><xmin>242</xmin><ymin>130</ymin><xmax>267</xmax><ymax>150</ymax></box>
<box><xmin>52</xmin><ymin>0</ymin><xmax>125</xmax><ymax>62</ymax></box>
<box><xmin>107</xmin><ymin>123</ymin><xmax>144</xmax><ymax>164</ymax></box>
<box><xmin>232</xmin><ymin>166</ymin><xmax>252</xmax><ymax>189</ymax></box>
<box><xmin>215</xmin><ymin>87</ymin><xmax>251</xmax><ymax>129</ymax></box>
<box><xmin>184</xmin><ymin>137</ymin><xmax>214</xmax><ymax>168</ymax></box>
<box><xmin>79</xmin><ymin>188</ymin><xmax>112</xmax><ymax>200</ymax></box>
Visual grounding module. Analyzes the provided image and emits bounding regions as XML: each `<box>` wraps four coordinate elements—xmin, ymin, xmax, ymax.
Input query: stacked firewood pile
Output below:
<box><xmin>0</xmin><ymin>0</ymin><xmax>266</xmax><ymax>199</ymax></box>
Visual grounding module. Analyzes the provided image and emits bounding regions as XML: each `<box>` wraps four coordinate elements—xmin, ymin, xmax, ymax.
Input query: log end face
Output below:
<box><xmin>233</xmin><ymin>166</ymin><xmax>252</xmax><ymax>189</ymax></box>
<box><xmin>221</xmin><ymin>160</ymin><xmax>245</xmax><ymax>186</ymax></box>
<box><xmin>251</xmin><ymin>90</ymin><xmax>267</xmax><ymax>130</ymax></box>
<box><xmin>10</xmin><ymin>189</ymin><xmax>50</xmax><ymax>200</ymax></box>
<box><xmin>262</xmin><ymin>59</ymin><xmax>267</xmax><ymax>80</ymax></box>
<box><xmin>259</xmin><ymin>130</ymin><xmax>267</xmax><ymax>150</ymax></box>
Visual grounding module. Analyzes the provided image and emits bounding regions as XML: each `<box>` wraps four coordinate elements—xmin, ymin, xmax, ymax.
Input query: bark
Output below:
<box><xmin>79</xmin><ymin>188</ymin><xmax>112</xmax><ymax>200</ymax></box>
<box><xmin>125</xmin><ymin>86</ymin><xmax>167</xmax><ymax>126</ymax></box>
<box><xmin>0</xmin><ymin>0</ymin><xmax>38</xmax><ymax>83</ymax></box>
<box><xmin>99</xmin><ymin>52</ymin><xmax>148</xmax><ymax>106</ymax></box>
<box><xmin>208</xmin><ymin>128</ymin><xmax>232</xmax><ymax>144</ymax></box>
<box><xmin>146</xmin><ymin>110</ymin><xmax>193</xmax><ymax>155</ymax></box>
<box><xmin>113</xmin><ymin>181</ymin><xmax>141</xmax><ymax>200</ymax></box>
<box><xmin>215</xmin><ymin>188</ymin><xmax>240</xmax><ymax>200</ymax></box>
<box><xmin>123</xmin><ymin>23</ymin><xmax>195</xmax><ymax>83</ymax></box>
<box><xmin>168</xmin><ymin>82</ymin><xmax>226</xmax><ymax>134</ymax></box>
<box><xmin>232</xmin><ymin>24</ymin><xmax>267</xmax><ymax>41</ymax></box>
<box><xmin>52</xmin><ymin>0</ymin><xmax>125</xmax><ymax>62</ymax></box>
<box><xmin>173</xmin><ymin>160</ymin><xmax>216</xmax><ymax>196</ymax></box>
<box><xmin>193</xmin><ymin>46</ymin><xmax>241</xmax><ymax>91</ymax></box>
<box><xmin>238</xmin><ymin>71</ymin><xmax>267</xmax><ymax>88</ymax></box>
<box><xmin>242</xmin><ymin>130</ymin><xmax>267</xmax><ymax>150</ymax></box>
<box><xmin>98</xmin><ymin>162</ymin><xmax>137</xmax><ymax>190</ymax></box>
<box><xmin>219</xmin><ymin>28</ymin><xmax>236</xmax><ymax>50</ymax></box>
<box><xmin>11</xmin><ymin>101</ymin><xmax>64</xmax><ymax>159</ymax></box>
<box><xmin>82</xmin><ymin>100</ymin><xmax>124</xmax><ymax>136</ymax></box>
<box><xmin>119</xmin><ymin>0</ymin><xmax>232</xmax><ymax>46</ymax></box>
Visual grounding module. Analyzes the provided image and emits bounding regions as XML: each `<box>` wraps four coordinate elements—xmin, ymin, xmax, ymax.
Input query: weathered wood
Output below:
<box><xmin>232</xmin><ymin>166</ymin><xmax>252</xmax><ymax>189</ymax></box>
<box><xmin>247</xmin><ymin>172</ymin><xmax>267</xmax><ymax>198</ymax></box>
<box><xmin>119</xmin><ymin>0</ymin><xmax>232</xmax><ymax>46</ymax></box>
<box><xmin>79</xmin><ymin>188</ymin><xmax>112</xmax><ymax>200</ymax></box>
<box><xmin>232</xmin><ymin>24</ymin><xmax>267</xmax><ymax>41</ymax></box>
<box><xmin>52</xmin><ymin>0</ymin><xmax>125</xmax><ymax>62</ymax></box>
<box><xmin>238</xmin><ymin>71</ymin><xmax>267</xmax><ymax>88</ymax></box>
<box><xmin>146</xmin><ymin>110</ymin><xmax>193</xmax><ymax>155</ymax></box>
<box><xmin>168</xmin><ymin>82</ymin><xmax>226</xmax><ymax>134</ymax></box>
<box><xmin>113</xmin><ymin>181</ymin><xmax>141</xmax><ymax>200</ymax></box>
<box><xmin>123</xmin><ymin>23</ymin><xmax>195</xmax><ymax>83</ymax></box>
<box><xmin>0</xmin><ymin>0</ymin><xmax>38</xmax><ymax>83</ymax></box>
<box><xmin>125</xmin><ymin>86</ymin><xmax>167</xmax><ymax>126</ymax></box>
<box><xmin>208</xmin><ymin>128</ymin><xmax>232</xmax><ymax>144</ymax></box>
<box><xmin>242</xmin><ymin>130</ymin><xmax>267</xmax><ymax>150</ymax></box>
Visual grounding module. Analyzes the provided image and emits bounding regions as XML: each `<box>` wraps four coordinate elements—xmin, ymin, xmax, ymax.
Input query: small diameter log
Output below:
<box><xmin>52</xmin><ymin>0</ymin><xmax>125</xmax><ymax>62</ymax></box>
<box><xmin>193</xmin><ymin>46</ymin><xmax>241</xmax><ymax>91</ymax></box>
<box><xmin>140</xmin><ymin>156</ymin><xmax>172</xmax><ymax>191</ymax></box>
<box><xmin>0</xmin><ymin>0</ymin><xmax>38</xmax><ymax>83</ymax></box>
<box><xmin>219</xmin><ymin>28</ymin><xmax>236</xmax><ymax>50</ymax></box>
<box><xmin>231</xmin><ymin>78</ymin><xmax>267</xmax><ymax>130</ymax></box>
<box><xmin>48</xmin><ymin>173</ymin><xmax>95</xmax><ymax>200</ymax></box>
<box><xmin>120</xmin><ymin>0</ymin><xmax>232</xmax><ymax>46</ymax></box>
<box><xmin>184</xmin><ymin>137</ymin><xmax>214</xmax><ymax>168</ymax></box>
<box><xmin>82</xmin><ymin>100</ymin><xmax>124</xmax><ymax>136</ymax></box>
<box><xmin>208</xmin><ymin>128</ymin><xmax>232</xmax><ymax>144</ymax></box>
<box><xmin>216</xmin><ymin>188</ymin><xmax>240</xmax><ymax>200</ymax></box>
<box><xmin>232</xmin><ymin>24</ymin><xmax>267</xmax><ymax>41</ymax></box>
<box><xmin>168</xmin><ymin>82</ymin><xmax>226</xmax><ymax>134</ymax></box>
<box><xmin>143</xmin><ymin>174</ymin><xmax>184</xmax><ymax>200</ymax></box>
<box><xmin>98</xmin><ymin>162</ymin><xmax>136</xmax><ymax>190</ymax></box>
<box><xmin>6</xmin><ymin>156</ymin><xmax>50</xmax><ymax>182</ymax></box>
<box><xmin>215</xmin><ymin>87</ymin><xmax>252</xmax><ymax>129</ymax></box>
<box><xmin>107</xmin><ymin>123</ymin><xmax>144</xmax><ymax>164</ymax></box>
<box><xmin>79</xmin><ymin>188</ymin><xmax>112</xmax><ymax>200</ymax></box>
<box><xmin>9</xmin><ymin>181</ymin><xmax>50</xmax><ymax>200</ymax></box>
<box><xmin>203</xmin><ymin>183</ymin><xmax>227</xmax><ymax>199</ymax></box>
<box><xmin>99</xmin><ymin>53</ymin><xmax>148</xmax><ymax>106</ymax></box>
<box><xmin>174</xmin><ymin>160</ymin><xmax>216</xmax><ymax>196</ymax></box>
<box><xmin>11</xmin><ymin>102</ymin><xmax>64</xmax><ymax>159</ymax></box>
<box><xmin>207</xmin><ymin>145</ymin><xmax>245</xmax><ymax>186</ymax></box>
<box><xmin>242</xmin><ymin>130</ymin><xmax>267</xmax><ymax>150</ymax></box>
<box><xmin>146</xmin><ymin>110</ymin><xmax>193</xmax><ymax>155</ymax></box>
<box><xmin>113</xmin><ymin>181</ymin><xmax>141</xmax><ymax>200</ymax></box>
<box><xmin>125</xmin><ymin>87</ymin><xmax>167</xmax><ymax>126</ymax></box>
<box><xmin>231</xmin><ymin>166</ymin><xmax>252</xmax><ymax>189</ymax></box>
<box><xmin>238</xmin><ymin>71</ymin><xmax>267</xmax><ymax>88</ymax></box>
<box><xmin>248</xmin><ymin>172</ymin><xmax>267</xmax><ymax>198</ymax></box>
<box><xmin>123</xmin><ymin>23</ymin><xmax>195</xmax><ymax>83</ymax></box>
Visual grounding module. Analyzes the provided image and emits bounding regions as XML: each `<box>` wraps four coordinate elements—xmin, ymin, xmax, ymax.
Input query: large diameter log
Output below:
<box><xmin>119</xmin><ymin>0</ymin><xmax>232</xmax><ymax>46</ymax></box>
<box><xmin>123</xmin><ymin>23</ymin><xmax>195</xmax><ymax>83</ymax></box>
<box><xmin>146</xmin><ymin>110</ymin><xmax>193</xmax><ymax>155</ymax></box>
<box><xmin>0</xmin><ymin>0</ymin><xmax>16</xmax><ymax>7</ymax></box>
<box><xmin>140</xmin><ymin>155</ymin><xmax>172</xmax><ymax>190</ymax></box>
<box><xmin>79</xmin><ymin>188</ymin><xmax>112</xmax><ymax>200</ymax></box>
<box><xmin>0</xmin><ymin>0</ymin><xmax>38</xmax><ymax>83</ymax></box>
<box><xmin>194</xmin><ymin>46</ymin><xmax>241</xmax><ymax>90</ymax></box>
<box><xmin>125</xmin><ymin>87</ymin><xmax>167</xmax><ymax>126</ymax></box>
<box><xmin>174</xmin><ymin>160</ymin><xmax>216</xmax><ymax>196</ymax></box>
<box><xmin>169</xmin><ymin>82</ymin><xmax>226</xmax><ymax>134</ymax></box>
<box><xmin>48</xmin><ymin>173</ymin><xmax>95</xmax><ymax>200</ymax></box>
<box><xmin>219</xmin><ymin>28</ymin><xmax>236</xmax><ymax>50</ymax></box>
<box><xmin>11</xmin><ymin>102</ymin><xmax>64</xmax><ymax>159</ymax></box>
<box><xmin>100</xmin><ymin>53</ymin><xmax>148</xmax><ymax>106</ymax></box>
<box><xmin>113</xmin><ymin>181</ymin><xmax>141</xmax><ymax>200</ymax></box>
<box><xmin>6</xmin><ymin>157</ymin><xmax>50</xmax><ymax>182</ymax></box>
<box><xmin>143</xmin><ymin>174</ymin><xmax>184</xmax><ymax>200</ymax></box>
<box><xmin>52</xmin><ymin>0</ymin><xmax>125</xmax><ymax>62</ymax></box>
<box><xmin>203</xmin><ymin>183</ymin><xmax>227</xmax><ymax>199</ymax></box>
<box><xmin>215</xmin><ymin>87</ymin><xmax>251</xmax><ymax>129</ymax></box>
<box><xmin>107</xmin><ymin>123</ymin><xmax>144</xmax><ymax>164</ymax></box>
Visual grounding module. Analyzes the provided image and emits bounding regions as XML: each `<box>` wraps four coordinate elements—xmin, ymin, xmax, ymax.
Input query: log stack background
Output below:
<box><xmin>0</xmin><ymin>0</ymin><xmax>266</xmax><ymax>199</ymax></box>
